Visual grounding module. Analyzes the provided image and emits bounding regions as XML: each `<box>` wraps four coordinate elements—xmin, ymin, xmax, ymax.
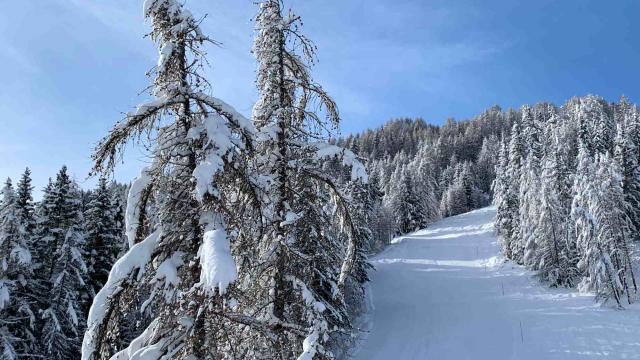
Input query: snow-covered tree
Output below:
<box><xmin>15</xmin><ymin>168</ymin><xmax>35</xmax><ymax>237</ymax></box>
<box><xmin>572</xmin><ymin>146</ymin><xmax>637</xmax><ymax>306</ymax></box>
<box><xmin>390</xmin><ymin>166</ymin><xmax>425</xmax><ymax>233</ymax></box>
<box><xmin>247</xmin><ymin>1</ymin><xmax>368</xmax><ymax>357</ymax></box>
<box><xmin>83</xmin><ymin>1</ymin><xmax>260</xmax><ymax>359</ymax></box>
<box><xmin>108</xmin><ymin>183</ymin><xmax>128</xmax><ymax>256</ymax></box>
<box><xmin>534</xmin><ymin>123</ymin><xmax>578</xmax><ymax>286</ymax></box>
<box><xmin>39</xmin><ymin>166</ymin><xmax>88</xmax><ymax>359</ymax></box>
<box><xmin>475</xmin><ymin>134</ymin><xmax>500</xmax><ymax>197</ymax></box>
<box><xmin>614</xmin><ymin>121</ymin><xmax>640</xmax><ymax>238</ymax></box>
<box><xmin>440</xmin><ymin>162</ymin><xmax>475</xmax><ymax>217</ymax></box>
<box><xmin>519</xmin><ymin>106</ymin><xmax>543</xmax><ymax>268</ymax></box>
<box><xmin>84</xmin><ymin>177</ymin><xmax>120</xmax><ymax>298</ymax></box>
<box><xmin>500</xmin><ymin>119</ymin><xmax>525</xmax><ymax>260</ymax></box>
<box><xmin>0</xmin><ymin>179</ymin><xmax>35</xmax><ymax>359</ymax></box>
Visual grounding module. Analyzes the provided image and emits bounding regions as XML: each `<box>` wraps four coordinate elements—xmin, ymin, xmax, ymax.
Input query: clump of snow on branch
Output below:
<box><xmin>287</xmin><ymin>275</ymin><xmax>327</xmax><ymax>313</ymax></box>
<box><xmin>154</xmin><ymin>251</ymin><xmax>184</xmax><ymax>288</ymax></box>
<box><xmin>280</xmin><ymin>211</ymin><xmax>303</xmax><ymax>227</ymax></box>
<box><xmin>109</xmin><ymin>319</ymin><xmax>167</xmax><ymax>360</ymax></box>
<box><xmin>198</xmin><ymin>215</ymin><xmax>237</xmax><ymax>295</ymax></box>
<box><xmin>0</xmin><ymin>281</ymin><xmax>9</xmax><ymax>310</ymax></box>
<box><xmin>188</xmin><ymin>96</ymin><xmax>255</xmax><ymax>201</ymax></box>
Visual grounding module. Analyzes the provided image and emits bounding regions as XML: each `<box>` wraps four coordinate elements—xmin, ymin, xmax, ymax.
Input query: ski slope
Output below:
<box><xmin>352</xmin><ymin>206</ymin><xmax>640</xmax><ymax>360</ymax></box>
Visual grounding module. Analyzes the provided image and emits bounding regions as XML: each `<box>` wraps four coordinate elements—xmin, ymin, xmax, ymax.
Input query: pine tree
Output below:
<box><xmin>0</xmin><ymin>179</ymin><xmax>35</xmax><ymax>359</ymax></box>
<box><xmin>108</xmin><ymin>183</ymin><xmax>128</xmax><ymax>256</ymax></box>
<box><xmin>593</xmin><ymin>153</ymin><xmax>636</xmax><ymax>305</ymax></box>
<box><xmin>519</xmin><ymin>106</ymin><xmax>543</xmax><ymax>267</ymax></box>
<box><xmin>84</xmin><ymin>177</ymin><xmax>120</xmax><ymax>298</ymax></box>
<box><xmin>391</xmin><ymin>166</ymin><xmax>424</xmax><ymax>233</ymax></box>
<box><xmin>501</xmin><ymin>119</ymin><xmax>525</xmax><ymax>261</ymax></box>
<box><xmin>572</xmin><ymin>146</ymin><xmax>637</xmax><ymax>306</ymax></box>
<box><xmin>410</xmin><ymin>152</ymin><xmax>440</xmax><ymax>223</ymax></box>
<box><xmin>15</xmin><ymin>168</ymin><xmax>35</xmax><ymax>237</ymax></box>
<box><xmin>40</xmin><ymin>166</ymin><xmax>88</xmax><ymax>359</ymax></box>
<box><xmin>614</xmin><ymin>121</ymin><xmax>640</xmax><ymax>238</ymax></box>
<box><xmin>576</xmin><ymin>96</ymin><xmax>612</xmax><ymax>155</ymax></box>
<box><xmin>475</xmin><ymin>135</ymin><xmax>499</xmax><ymax>197</ymax></box>
<box><xmin>534</xmin><ymin>125</ymin><xmax>578</xmax><ymax>287</ymax></box>
<box><xmin>493</xmin><ymin>135</ymin><xmax>509</xmax><ymax>231</ymax></box>
<box><xmin>439</xmin><ymin>162</ymin><xmax>475</xmax><ymax>217</ymax></box>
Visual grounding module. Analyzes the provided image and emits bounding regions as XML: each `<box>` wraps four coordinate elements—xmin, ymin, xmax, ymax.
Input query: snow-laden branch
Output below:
<box><xmin>192</xmin><ymin>112</ymin><xmax>242</xmax><ymax>201</ymax></box>
<box><xmin>308</xmin><ymin>142</ymin><xmax>368</xmax><ymax>183</ymax></box>
<box><xmin>93</xmin><ymin>92</ymin><xmax>255</xmax><ymax>175</ymax></box>
<box><xmin>191</xmin><ymin>92</ymin><xmax>255</xmax><ymax>135</ymax></box>
<box><xmin>82</xmin><ymin>230</ymin><xmax>162</xmax><ymax>360</ymax></box>
<box><xmin>286</xmin><ymin>275</ymin><xmax>329</xmax><ymax>360</ymax></box>
<box><xmin>125</xmin><ymin>167</ymin><xmax>153</xmax><ymax>248</ymax></box>
<box><xmin>301</xmin><ymin>169</ymin><xmax>360</xmax><ymax>292</ymax></box>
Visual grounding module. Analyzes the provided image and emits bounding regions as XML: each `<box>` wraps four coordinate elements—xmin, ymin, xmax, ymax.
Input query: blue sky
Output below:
<box><xmin>2</xmin><ymin>0</ymin><xmax>640</xmax><ymax>194</ymax></box>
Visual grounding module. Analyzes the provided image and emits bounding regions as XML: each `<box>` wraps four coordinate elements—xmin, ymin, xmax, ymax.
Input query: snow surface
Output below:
<box><xmin>353</xmin><ymin>206</ymin><xmax>640</xmax><ymax>360</ymax></box>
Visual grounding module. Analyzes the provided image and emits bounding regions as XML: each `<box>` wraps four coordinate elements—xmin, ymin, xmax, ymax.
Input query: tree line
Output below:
<box><xmin>337</xmin><ymin>106</ymin><xmax>513</xmax><ymax>250</ymax></box>
<box><xmin>0</xmin><ymin>167</ymin><xmax>126</xmax><ymax>358</ymax></box>
<box><xmin>494</xmin><ymin>95</ymin><xmax>640</xmax><ymax>307</ymax></box>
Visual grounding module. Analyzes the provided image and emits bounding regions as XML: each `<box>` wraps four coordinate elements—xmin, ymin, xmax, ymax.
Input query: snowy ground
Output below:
<box><xmin>352</xmin><ymin>206</ymin><xmax>640</xmax><ymax>360</ymax></box>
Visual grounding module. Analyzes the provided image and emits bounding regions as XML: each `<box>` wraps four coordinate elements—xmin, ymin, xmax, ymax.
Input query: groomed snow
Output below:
<box><xmin>353</xmin><ymin>206</ymin><xmax>640</xmax><ymax>360</ymax></box>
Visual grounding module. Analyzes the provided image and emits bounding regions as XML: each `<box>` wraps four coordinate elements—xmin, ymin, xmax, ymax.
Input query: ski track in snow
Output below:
<box><xmin>352</xmin><ymin>206</ymin><xmax>640</xmax><ymax>360</ymax></box>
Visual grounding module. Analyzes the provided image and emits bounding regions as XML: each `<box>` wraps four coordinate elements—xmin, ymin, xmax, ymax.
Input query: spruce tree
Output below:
<box><xmin>614</xmin><ymin>122</ymin><xmax>640</xmax><ymax>238</ymax></box>
<box><xmin>520</xmin><ymin>107</ymin><xmax>543</xmax><ymax>268</ymax></box>
<box><xmin>0</xmin><ymin>179</ymin><xmax>35</xmax><ymax>359</ymax></box>
<box><xmin>108</xmin><ymin>184</ymin><xmax>128</xmax><ymax>256</ymax></box>
<box><xmin>40</xmin><ymin>166</ymin><xmax>88</xmax><ymax>359</ymax></box>
<box><xmin>391</xmin><ymin>166</ymin><xmax>424</xmax><ymax>233</ymax></box>
<box><xmin>504</xmin><ymin>119</ymin><xmax>525</xmax><ymax>261</ymax></box>
<box><xmin>84</xmin><ymin>177</ymin><xmax>120</xmax><ymax>298</ymax></box>
<box><xmin>15</xmin><ymin>168</ymin><xmax>35</xmax><ymax>237</ymax></box>
<box><xmin>493</xmin><ymin>135</ymin><xmax>510</xmax><ymax>238</ymax></box>
<box><xmin>535</xmin><ymin>127</ymin><xmax>577</xmax><ymax>287</ymax></box>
